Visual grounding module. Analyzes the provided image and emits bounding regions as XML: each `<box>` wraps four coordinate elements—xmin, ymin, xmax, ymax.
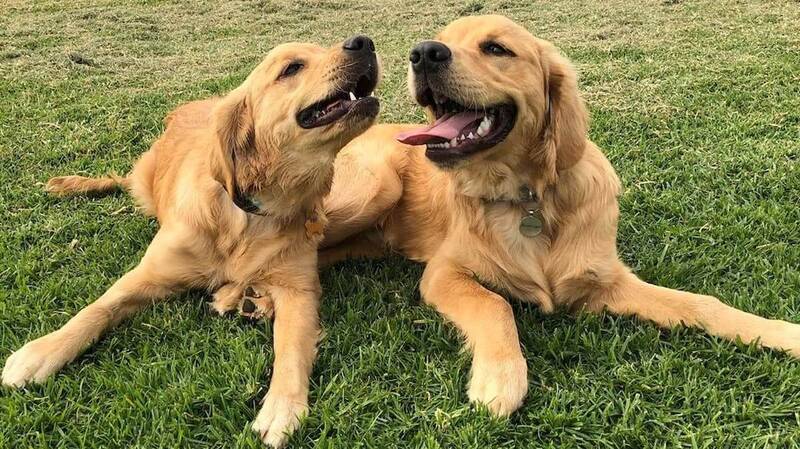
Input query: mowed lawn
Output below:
<box><xmin>2</xmin><ymin>0</ymin><xmax>800</xmax><ymax>447</ymax></box>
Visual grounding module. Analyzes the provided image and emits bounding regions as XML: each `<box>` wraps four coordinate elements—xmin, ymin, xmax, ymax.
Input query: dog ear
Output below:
<box><xmin>210</xmin><ymin>86</ymin><xmax>254</xmax><ymax>197</ymax></box>
<box><xmin>537</xmin><ymin>42</ymin><xmax>588</xmax><ymax>182</ymax></box>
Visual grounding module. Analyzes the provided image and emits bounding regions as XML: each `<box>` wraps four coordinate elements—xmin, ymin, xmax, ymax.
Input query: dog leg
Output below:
<box><xmin>590</xmin><ymin>270</ymin><xmax>800</xmax><ymax>357</ymax></box>
<box><xmin>321</xmin><ymin>145</ymin><xmax>403</xmax><ymax>249</ymax></box>
<box><xmin>420</xmin><ymin>258</ymin><xmax>527</xmax><ymax>416</ymax></box>
<box><xmin>252</xmin><ymin>284</ymin><xmax>319</xmax><ymax>448</ymax></box>
<box><xmin>2</xmin><ymin>231</ymin><xmax>187</xmax><ymax>387</ymax></box>
<box><xmin>318</xmin><ymin>232</ymin><xmax>388</xmax><ymax>268</ymax></box>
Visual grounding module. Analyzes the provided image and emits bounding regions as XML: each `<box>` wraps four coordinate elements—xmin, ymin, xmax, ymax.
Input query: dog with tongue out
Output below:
<box><xmin>397</xmin><ymin>111</ymin><xmax>484</xmax><ymax>146</ymax></box>
<box><xmin>320</xmin><ymin>14</ymin><xmax>800</xmax><ymax>420</ymax></box>
<box><xmin>394</xmin><ymin>36</ymin><xmax>519</xmax><ymax>166</ymax></box>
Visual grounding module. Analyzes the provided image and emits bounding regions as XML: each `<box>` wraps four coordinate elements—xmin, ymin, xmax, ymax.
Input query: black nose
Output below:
<box><xmin>343</xmin><ymin>35</ymin><xmax>375</xmax><ymax>54</ymax></box>
<box><xmin>410</xmin><ymin>41</ymin><xmax>451</xmax><ymax>73</ymax></box>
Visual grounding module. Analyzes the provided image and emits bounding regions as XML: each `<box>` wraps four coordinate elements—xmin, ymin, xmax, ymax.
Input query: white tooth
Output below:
<box><xmin>459</xmin><ymin>134</ymin><xmax>465</xmax><ymax>141</ymax></box>
<box><xmin>443</xmin><ymin>142</ymin><xmax>450</xmax><ymax>148</ymax></box>
<box><xmin>477</xmin><ymin>125</ymin><xmax>487</xmax><ymax>137</ymax></box>
<box><xmin>480</xmin><ymin>116</ymin><xmax>490</xmax><ymax>127</ymax></box>
<box><xmin>468</xmin><ymin>132</ymin><xmax>475</xmax><ymax>139</ymax></box>
<box><xmin>349</xmin><ymin>91</ymin><xmax>357</xmax><ymax>101</ymax></box>
<box><xmin>369</xmin><ymin>91</ymin><xmax>374</xmax><ymax>96</ymax></box>
<box><xmin>450</xmin><ymin>138</ymin><xmax>458</xmax><ymax>146</ymax></box>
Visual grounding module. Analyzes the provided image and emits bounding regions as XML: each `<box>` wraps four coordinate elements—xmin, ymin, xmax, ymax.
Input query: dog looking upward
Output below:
<box><xmin>3</xmin><ymin>36</ymin><xmax>381</xmax><ymax>448</ymax></box>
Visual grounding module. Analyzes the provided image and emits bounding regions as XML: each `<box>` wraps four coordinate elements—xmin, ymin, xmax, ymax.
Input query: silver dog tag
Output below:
<box><xmin>520</xmin><ymin>211</ymin><xmax>543</xmax><ymax>237</ymax></box>
<box><xmin>518</xmin><ymin>185</ymin><xmax>542</xmax><ymax>237</ymax></box>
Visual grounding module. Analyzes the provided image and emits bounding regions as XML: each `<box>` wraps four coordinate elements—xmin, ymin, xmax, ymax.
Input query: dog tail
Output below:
<box><xmin>45</xmin><ymin>173</ymin><xmax>129</xmax><ymax>197</ymax></box>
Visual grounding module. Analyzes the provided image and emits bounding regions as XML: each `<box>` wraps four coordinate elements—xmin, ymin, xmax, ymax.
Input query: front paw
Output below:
<box><xmin>769</xmin><ymin>321</ymin><xmax>800</xmax><ymax>358</ymax></box>
<box><xmin>252</xmin><ymin>390</ymin><xmax>308</xmax><ymax>448</ymax></box>
<box><xmin>467</xmin><ymin>353</ymin><xmax>528</xmax><ymax>416</ymax></box>
<box><xmin>209</xmin><ymin>284</ymin><xmax>242</xmax><ymax>316</ymax></box>
<box><xmin>2</xmin><ymin>333</ymin><xmax>72</xmax><ymax>387</ymax></box>
<box><xmin>209</xmin><ymin>285</ymin><xmax>273</xmax><ymax>320</ymax></box>
<box><xmin>239</xmin><ymin>287</ymin><xmax>274</xmax><ymax>321</ymax></box>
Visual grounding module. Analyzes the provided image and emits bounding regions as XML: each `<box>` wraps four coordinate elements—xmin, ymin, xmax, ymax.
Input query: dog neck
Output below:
<box><xmin>447</xmin><ymin>147</ymin><xmax>548</xmax><ymax>203</ymax></box>
<box><xmin>228</xmin><ymin>146</ymin><xmax>336</xmax><ymax>225</ymax></box>
<box><xmin>447</xmin><ymin>118</ymin><xmax>579</xmax><ymax>205</ymax></box>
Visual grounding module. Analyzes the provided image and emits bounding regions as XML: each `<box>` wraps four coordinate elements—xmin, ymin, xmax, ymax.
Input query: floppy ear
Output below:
<box><xmin>210</xmin><ymin>86</ymin><xmax>254</xmax><ymax>196</ymax></box>
<box><xmin>537</xmin><ymin>42</ymin><xmax>588</xmax><ymax>182</ymax></box>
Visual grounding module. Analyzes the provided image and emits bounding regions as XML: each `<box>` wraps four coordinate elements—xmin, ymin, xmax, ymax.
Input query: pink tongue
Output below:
<box><xmin>396</xmin><ymin>111</ymin><xmax>483</xmax><ymax>145</ymax></box>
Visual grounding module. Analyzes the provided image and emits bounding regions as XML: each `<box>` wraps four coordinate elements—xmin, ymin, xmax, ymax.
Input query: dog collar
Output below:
<box><xmin>233</xmin><ymin>188</ymin><xmax>267</xmax><ymax>215</ymax></box>
<box><xmin>232</xmin><ymin>188</ymin><xmax>324</xmax><ymax>239</ymax></box>
<box><xmin>484</xmin><ymin>185</ymin><xmax>544</xmax><ymax>238</ymax></box>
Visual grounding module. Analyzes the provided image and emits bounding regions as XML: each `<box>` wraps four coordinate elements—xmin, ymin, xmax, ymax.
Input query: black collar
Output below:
<box><xmin>232</xmin><ymin>187</ymin><xmax>269</xmax><ymax>216</ymax></box>
<box><xmin>481</xmin><ymin>184</ymin><xmax>539</xmax><ymax>206</ymax></box>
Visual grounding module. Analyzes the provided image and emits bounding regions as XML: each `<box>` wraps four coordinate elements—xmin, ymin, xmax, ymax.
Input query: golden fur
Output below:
<box><xmin>3</xmin><ymin>40</ymin><xmax>380</xmax><ymax>447</ymax></box>
<box><xmin>320</xmin><ymin>16</ymin><xmax>800</xmax><ymax>416</ymax></box>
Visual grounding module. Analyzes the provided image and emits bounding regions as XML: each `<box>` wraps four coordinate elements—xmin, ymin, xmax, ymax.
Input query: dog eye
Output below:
<box><xmin>481</xmin><ymin>41</ymin><xmax>514</xmax><ymax>57</ymax></box>
<box><xmin>279</xmin><ymin>62</ymin><xmax>304</xmax><ymax>79</ymax></box>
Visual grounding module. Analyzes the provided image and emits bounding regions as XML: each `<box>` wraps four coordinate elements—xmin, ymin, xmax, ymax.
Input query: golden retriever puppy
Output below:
<box><xmin>2</xmin><ymin>36</ymin><xmax>380</xmax><ymax>447</ymax></box>
<box><xmin>320</xmin><ymin>16</ymin><xmax>800</xmax><ymax>416</ymax></box>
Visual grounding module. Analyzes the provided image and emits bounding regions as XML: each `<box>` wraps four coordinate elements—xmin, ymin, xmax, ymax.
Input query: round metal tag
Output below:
<box><xmin>519</xmin><ymin>213</ymin><xmax>543</xmax><ymax>237</ymax></box>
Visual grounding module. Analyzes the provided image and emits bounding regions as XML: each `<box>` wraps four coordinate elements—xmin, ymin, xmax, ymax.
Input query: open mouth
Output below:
<box><xmin>396</xmin><ymin>89</ymin><xmax>517</xmax><ymax>164</ymax></box>
<box><xmin>297</xmin><ymin>70</ymin><xmax>379</xmax><ymax>129</ymax></box>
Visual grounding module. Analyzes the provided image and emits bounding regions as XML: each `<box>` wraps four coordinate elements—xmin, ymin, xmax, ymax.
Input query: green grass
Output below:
<box><xmin>2</xmin><ymin>0</ymin><xmax>800</xmax><ymax>447</ymax></box>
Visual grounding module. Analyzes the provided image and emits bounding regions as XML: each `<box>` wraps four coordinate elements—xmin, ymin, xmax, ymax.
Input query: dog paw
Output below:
<box><xmin>239</xmin><ymin>286</ymin><xmax>274</xmax><ymax>321</ymax></box>
<box><xmin>467</xmin><ymin>353</ymin><xmax>528</xmax><ymax>416</ymax></box>
<box><xmin>43</xmin><ymin>176</ymin><xmax>75</xmax><ymax>195</ymax></box>
<box><xmin>2</xmin><ymin>333</ymin><xmax>71</xmax><ymax>387</ymax></box>
<box><xmin>771</xmin><ymin>321</ymin><xmax>800</xmax><ymax>358</ymax></box>
<box><xmin>252</xmin><ymin>390</ymin><xmax>308</xmax><ymax>448</ymax></box>
<box><xmin>210</xmin><ymin>284</ymin><xmax>243</xmax><ymax>316</ymax></box>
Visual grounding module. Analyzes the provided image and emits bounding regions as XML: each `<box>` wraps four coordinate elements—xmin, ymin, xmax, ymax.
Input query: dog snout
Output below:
<box><xmin>410</xmin><ymin>41</ymin><xmax>451</xmax><ymax>73</ymax></box>
<box><xmin>343</xmin><ymin>35</ymin><xmax>376</xmax><ymax>56</ymax></box>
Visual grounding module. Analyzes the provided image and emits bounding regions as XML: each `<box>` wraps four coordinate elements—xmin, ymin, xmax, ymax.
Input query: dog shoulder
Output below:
<box><xmin>163</xmin><ymin>98</ymin><xmax>220</xmax><ymax>129</ymax></box>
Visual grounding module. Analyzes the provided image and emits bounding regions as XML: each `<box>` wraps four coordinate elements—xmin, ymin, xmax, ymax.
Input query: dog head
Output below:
<box><xmin>212</xmin><ymin>36</ymin><xmax>381</xmax><ymax>200</ymax></box>
<box><xmin>398</xmin><ymin>15</ymin><xmax>586</xmax><ymax>181</ymax></box>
